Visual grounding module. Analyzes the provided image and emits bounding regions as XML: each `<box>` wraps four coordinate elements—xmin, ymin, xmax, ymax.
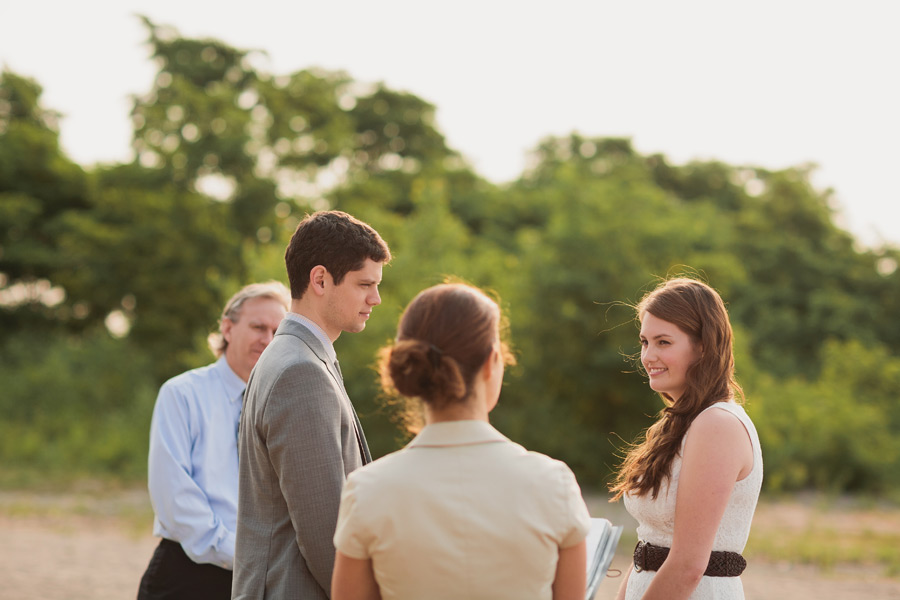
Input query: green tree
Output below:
<box><xmin>7</xmin><ymin>19</ymin><xmax>900</xmax><ymax>499</ymax></box>
<box><xmin>0</xmin><ymin>70</ymin><xmax>90</xmax><ymax>337</ymax></box>
<box><xmin>331</xmin><ymin>174</ymin><xmax>512</xmax><ymax>457</ymax></box>
<box><xmin>0</xmin><ymin>328</ymin><xmax>157</xmax><ymax>484</ymax></box>
<box><xmin>750</xmin><ymin>339</ymin><xmax>900</xmax><ymax>492</ymax></box>
<box><xmin>488</xmin><ymin>135</ymin><xmax>746</xmax><ymax>484</ymax></box>
<box><xmin>52</xmin><ymin>164</ymin><xmax>240</xmax><ymax>379</ymax></box>
<box><xmin>728</xmin><ymin>166</ymin><xmax>893</xmax><ymax>378</ymax></box>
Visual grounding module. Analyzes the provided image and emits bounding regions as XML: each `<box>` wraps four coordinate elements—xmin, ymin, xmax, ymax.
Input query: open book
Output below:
<box><xmin>584</xmin><ymin>517</ymin><xmax>624</xmax><ymax>600</ymax></box>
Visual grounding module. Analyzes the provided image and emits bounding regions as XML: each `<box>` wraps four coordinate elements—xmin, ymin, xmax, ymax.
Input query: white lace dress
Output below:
<box><xmin>623</xmin><ymin>402</ymin><xmax>763</xmax><ymax>600</ymax></box>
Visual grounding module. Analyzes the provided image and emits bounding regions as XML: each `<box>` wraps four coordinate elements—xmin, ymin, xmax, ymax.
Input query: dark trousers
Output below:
<box><xmin>137</xmin><ymin>538</ymin><xmax>232</xmax><ymax>600</ymax></box>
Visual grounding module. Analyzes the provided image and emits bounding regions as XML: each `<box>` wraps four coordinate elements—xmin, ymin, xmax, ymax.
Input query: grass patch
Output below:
<box><xmin>0</xmin><ymin>478</ymin><xmax>154</xmax><ymax>537</ymax></box>
<box><xmin>746</xmin><ymin>526</ymin><xmax>900</xmax><ymax>574</ymax></box>
<box><xmin>746</xmin><ymin>494</ymin><xmax>900</xmax><ymax>577</ymax></box>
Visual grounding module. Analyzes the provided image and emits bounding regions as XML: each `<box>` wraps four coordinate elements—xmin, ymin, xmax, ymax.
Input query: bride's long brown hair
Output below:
<box><xmin>610</xmin><ymin>278</ymin><xmax>743</xmax><ymax>500</ymax></box>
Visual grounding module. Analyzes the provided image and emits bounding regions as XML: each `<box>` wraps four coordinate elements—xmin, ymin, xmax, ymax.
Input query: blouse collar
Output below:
<box><xmin>407</xmin><ymin>420</ymin><xmax>509</xmax><ymax>448</ymax></box>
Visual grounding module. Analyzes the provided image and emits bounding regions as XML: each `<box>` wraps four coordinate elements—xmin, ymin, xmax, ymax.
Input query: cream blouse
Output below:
<box><xmin>334</xmin><ymin>420</ymin><xmax>591</xmax><ymax>600</ymax></box>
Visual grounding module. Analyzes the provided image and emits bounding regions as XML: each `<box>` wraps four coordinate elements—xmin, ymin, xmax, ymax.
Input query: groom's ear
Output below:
<box><xmin>309</xmin><ymin>265</ymin><xmax>328</xmax><ymax>296</ymax></box>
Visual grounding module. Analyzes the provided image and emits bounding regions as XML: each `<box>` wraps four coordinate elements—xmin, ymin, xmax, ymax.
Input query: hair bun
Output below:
<box><xmin>386</xmin><ymin>340</ymin><xmax>466</xmax><ymax>406</ymax></box>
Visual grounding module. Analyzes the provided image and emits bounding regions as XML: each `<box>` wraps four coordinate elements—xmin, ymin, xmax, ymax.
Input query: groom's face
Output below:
<box><xmin>320</xmin><ymin>258</ymin><xmax>384</xmax><ymax>341</ymax></box>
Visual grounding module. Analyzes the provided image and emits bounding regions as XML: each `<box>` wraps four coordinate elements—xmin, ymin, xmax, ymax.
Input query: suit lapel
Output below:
<box><xmin>276</xmin><ymin>319</ymin><xmax>372</xmax><ymax>464</ymax></box>
<box><xmin>332</xmin><ymin>358</ymin><xmax>372</xmax><ymax>464</ymax></box>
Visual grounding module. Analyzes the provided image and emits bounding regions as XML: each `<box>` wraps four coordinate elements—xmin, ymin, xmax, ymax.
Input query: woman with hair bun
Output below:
<box><xmin>331</xmin><ymin>283</ymin><xmax>591</xmax><ymax>600</ymax></box>
<box><xmin>610</xmin><ymin>278</ymin><xmax>763</xmax><ymax>600</ymax></box>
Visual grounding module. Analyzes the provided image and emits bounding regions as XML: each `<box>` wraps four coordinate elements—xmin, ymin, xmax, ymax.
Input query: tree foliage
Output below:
<box><xmin>0</xmin><ymin>70</ymin><xmax>90</xmax><ymax>335</ymax></box>
<box><xmin>3</xmin><ymin>22</ymin><xmax>900</xmax><ymax>494</ymax></box>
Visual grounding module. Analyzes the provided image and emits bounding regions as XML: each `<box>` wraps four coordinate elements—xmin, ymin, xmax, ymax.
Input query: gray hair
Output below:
<box><xmin>208</xmin><ymin>281</ymin><xmax>291</xmax><ymax>357</ymax></box>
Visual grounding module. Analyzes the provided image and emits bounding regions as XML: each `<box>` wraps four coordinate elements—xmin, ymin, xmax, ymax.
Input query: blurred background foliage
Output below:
<box><xmin>2</xmin><ymin>19</ymin><xmax>899</xmax><ymax>494</ymax></box>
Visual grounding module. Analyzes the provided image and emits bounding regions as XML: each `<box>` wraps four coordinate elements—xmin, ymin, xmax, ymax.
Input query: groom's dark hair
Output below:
<box><xmin>285</xmin><ymin>210</ymin><xmax>391</xmax><ymax>299</ymax></box>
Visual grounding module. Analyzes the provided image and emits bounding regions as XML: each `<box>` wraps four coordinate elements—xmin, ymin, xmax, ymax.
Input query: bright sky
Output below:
<box><xmin>2</xmin><ymin>0</ymin><xmax>898</xmax><ymax>246</ymax></box>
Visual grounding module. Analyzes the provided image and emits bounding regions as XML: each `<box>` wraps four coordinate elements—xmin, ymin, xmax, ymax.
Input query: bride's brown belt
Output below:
<box><xmin>633</xmin><ymin>541</ymin><xmax>747</xmax><ymax>577</ymax></box>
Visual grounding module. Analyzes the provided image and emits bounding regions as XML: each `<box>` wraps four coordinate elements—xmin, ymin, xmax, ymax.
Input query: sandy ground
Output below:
<box><xmin>3</xmin><ymin>489</ymin><xmax>900</xmax><ymax>600</ymax></box>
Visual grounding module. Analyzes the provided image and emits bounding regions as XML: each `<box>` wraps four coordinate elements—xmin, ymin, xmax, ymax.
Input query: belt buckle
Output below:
<box><xmin>633</xmin><ymin>541</ymin><xmax>646</xmax><ymax>573</ymax></box>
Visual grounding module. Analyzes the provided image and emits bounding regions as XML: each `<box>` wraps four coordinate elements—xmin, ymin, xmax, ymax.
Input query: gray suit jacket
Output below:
<box><xmin>232</xmin><ymin>319</ymin><xmax>371</xmax><ymax>599</ymax></box>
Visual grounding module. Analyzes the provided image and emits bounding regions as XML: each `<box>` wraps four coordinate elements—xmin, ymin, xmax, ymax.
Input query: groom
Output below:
<box><xmin>232</xmin><ymin>210</ymin><xmax>391</xmax><ymax>599</ymax></box>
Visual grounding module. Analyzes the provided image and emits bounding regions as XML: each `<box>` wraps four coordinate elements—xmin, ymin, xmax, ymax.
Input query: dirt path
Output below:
<box><xmin>3</xmin><ymin>515</ymin><xmax>157</xmax><ymax>600</ymax></box>
<box><xmin>3</xmin><ymin>490</ymin><xmax>900</xmax><ymax>600</ymax></box>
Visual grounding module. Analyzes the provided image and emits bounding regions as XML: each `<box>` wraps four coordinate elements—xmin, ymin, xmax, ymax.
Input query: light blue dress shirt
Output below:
<box><xmin>147</xmin><ymin>355</ymin><xmax>244</xmax><ymax>569</ymax></box>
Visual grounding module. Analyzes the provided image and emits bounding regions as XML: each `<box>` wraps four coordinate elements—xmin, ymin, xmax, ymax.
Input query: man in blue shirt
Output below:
<box><xmin>137</xmin><ymin>281</ymin><xmax>290</xmax><ymax>600</ymax></box>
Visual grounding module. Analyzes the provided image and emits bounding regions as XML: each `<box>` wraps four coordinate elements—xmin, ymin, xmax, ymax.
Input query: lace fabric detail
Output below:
<box><xmin>623</xmin><ymin>402</ymin><xmax>763</xmax><ymax>600</ymax></box>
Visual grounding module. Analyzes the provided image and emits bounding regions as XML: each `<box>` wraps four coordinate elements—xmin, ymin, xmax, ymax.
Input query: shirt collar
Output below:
<box><xmin>407</xmin><ymin>420</ymin><xmax>509</xmax><ymax>448</ymax></box>
<box><xmin>284</xmin><ymin>312</ymin><xmax>337</xmax><ymax>363</ymax></box>
<box><xmin>215</xmin><ymin>355</ymin><xmax>246</xmax><ymax>403</ymax></box>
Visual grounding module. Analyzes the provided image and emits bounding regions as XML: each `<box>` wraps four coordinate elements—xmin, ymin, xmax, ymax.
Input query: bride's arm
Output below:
<box><xmin>639</xmin><ymin>409</ymin><xmax>753</xmax><ymax>600</ymax></box>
